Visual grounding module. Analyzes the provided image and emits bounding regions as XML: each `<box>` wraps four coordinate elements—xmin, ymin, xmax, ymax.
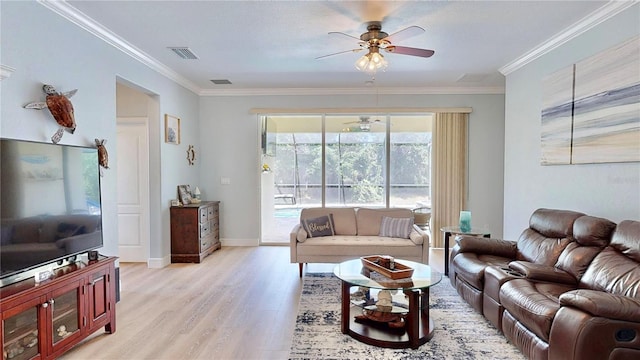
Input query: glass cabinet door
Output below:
<box><xmin>2</xmin><ymin>298</ymin><xmax>41</xmax><ymax>360</ymax></box>
<box><xmin>50</xmin><ymin>286</ymin><xmax>81</xmax><ymax>347</ymax></box>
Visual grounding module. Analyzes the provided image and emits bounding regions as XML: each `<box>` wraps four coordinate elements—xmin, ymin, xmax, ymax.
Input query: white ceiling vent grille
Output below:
<box><xmin>168</xmin><ymin>47</ymin><xmax>199</xmax><ymax>60</ymax></box>
<box><xmin>210</xmin><ymin>79</ymin><xmax>232</xmax><ymax>85</ymax></box>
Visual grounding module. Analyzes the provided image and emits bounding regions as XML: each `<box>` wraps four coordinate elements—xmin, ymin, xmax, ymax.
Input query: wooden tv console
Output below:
<box><xmin>1</xmin><ymin>256</ymin><xmax>117</xmax><ymax>360</ymax></box>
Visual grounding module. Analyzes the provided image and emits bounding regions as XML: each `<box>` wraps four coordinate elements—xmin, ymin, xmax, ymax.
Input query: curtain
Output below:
<box><xmin>431</xmin><ymin>113</ymin><xmax>468</xmax><ymax>248</ymax></box>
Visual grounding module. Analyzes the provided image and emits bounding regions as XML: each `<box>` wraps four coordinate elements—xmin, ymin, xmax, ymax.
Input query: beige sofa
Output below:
<box><xmin>290</xmin><ymin>207</ymin><xmax>429</xmax><ymax>276</ymax></box>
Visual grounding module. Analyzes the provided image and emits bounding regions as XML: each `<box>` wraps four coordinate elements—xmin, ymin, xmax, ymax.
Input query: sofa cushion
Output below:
<box><xmin>554</xmin><ymin>242</ymin><xmax>602</xmax><ymax>282</ymax></box>
<box><xmin>579</xmin><ymin>221</ymin><xmax>640</xmax><ymax>297</ymax></box>
<box><xmin>610</xmin><ymin>220</ymin><xmax>640</xmax><ymax>262</ymax></box>
<box><xmin>301</xmin><ymin>214</ymin><xmax>335</xmax><ymax>238</ymax></box>
<box><xmin>296</xmin><ymin>235</ymin><xmax>419</xmax><ymax>258</ymax></box>
<box><xmin>300</xmin><ymin>207</ymin><xmax>356</xmax><ymax>235</ymax></box>
<box><xmin>379</xmin><ymin>216</ymin><xmax>412</xmax><ymax>238</ymax></box>
<box><xmin>516</xmin><ymin>229</ymin><xmax>572</xmax><ymax>266</ymax></box>
<box><xmin>500</xmin><ymin>279</ymin><xmax>576</xmax><ymax>342</ymax></box>
<box><xmin>356</xmin><ymin>208</ymin><xmax>413</xmax><ymax>236</ymax></box>
<box><xmin>572</xmin><ymin>215</ymin><xmax>616</xmax><ymax>247</ymax></box>
<box><xmin>529</xmin><ymin>208</ymin><xmax>584</xmax><ymax>238</ymax></box>
<box><xmin>581</xmin><ymin>246</ymin><xmax>640</xmax><ymax>298</ymax></box>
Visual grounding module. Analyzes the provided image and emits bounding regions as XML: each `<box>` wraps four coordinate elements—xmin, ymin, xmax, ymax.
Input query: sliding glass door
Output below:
<box><xmin>325</xmin><ymin>115</ymin><xmax>386</xmax><ymax>207</ymax></box>
<box><xmin>260</xmin><ymin>113</ymin><xmax>432</xmax><ymax>244</ymax></box>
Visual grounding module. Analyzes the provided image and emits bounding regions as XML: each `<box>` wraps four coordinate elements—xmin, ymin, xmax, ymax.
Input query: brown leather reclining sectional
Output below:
<box><xmin>449</xmin><ymin>208</ymin><xmax>640</xmax><ymax>360</ymax></box>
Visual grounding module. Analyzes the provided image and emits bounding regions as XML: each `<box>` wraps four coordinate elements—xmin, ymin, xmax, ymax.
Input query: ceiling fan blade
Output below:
<box><xmin>328</xmin><ymin>31</ymin><xmax>361</xmax><ymax>41</ymax></box>
<box><xmin>315</xmin><ymin>48</ymin><xmax>363</xmax><ymax>60</ymax></box>
<box><xmin>386</xmin><ymin>46</ymin><xmax>434</xmax><ymax>58</ymax></box>
<box><xmin>383</xmin><ymin>25</ymin><xmax>425</xmax><ymax>43</ymax></box>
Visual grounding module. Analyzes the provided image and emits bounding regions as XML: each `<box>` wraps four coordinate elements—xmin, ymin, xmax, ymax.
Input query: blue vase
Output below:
<box><xmin>459</xmin><ymin>211</ymin><xmax>471</xmax><ymax>233</ymax></box>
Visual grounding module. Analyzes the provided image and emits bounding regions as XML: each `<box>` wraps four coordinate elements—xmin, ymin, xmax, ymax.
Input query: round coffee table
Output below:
<box><xmin>333</xmin><ymin>258</ymin><xmax>442</xmax><ymax>349</ymax></box>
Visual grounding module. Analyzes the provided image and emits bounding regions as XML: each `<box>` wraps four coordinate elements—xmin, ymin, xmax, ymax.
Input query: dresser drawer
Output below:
<box><xmin>207</xmin><ymin>205</ymin><xmax>216</xmax><ymax>220</ymax></box>
<box><xmin>200</xmin><ymin>235</ymin><xmax>214</xmax><ymax>251</ymax></box>
<box><xmin>199</xmin><ymin>206</ymin><xmax>209</xmax><ymax>223</ymax></box>
<box><xmin>199</xmin><ymin>221</ymin><xmax>211</xmax><ymax>237</ymax></box>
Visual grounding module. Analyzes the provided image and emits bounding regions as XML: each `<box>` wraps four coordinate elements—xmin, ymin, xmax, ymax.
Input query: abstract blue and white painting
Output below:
<box><xmin>541</xmin><ymin>35</ymin><xmax>640</xmax><ymax>165</ymax></box>
<box><xmin>573</xmin><ymin>35</ymin><xmax>640</xmax><ymax>164</ymax></box>
<box><xmin>541</xmin><ymin>65</ymin><xmax>575</xmax><ymax>165</ymax></box>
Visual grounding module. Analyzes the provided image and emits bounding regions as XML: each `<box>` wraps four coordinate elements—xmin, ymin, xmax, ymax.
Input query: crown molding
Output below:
<box><xmin>0</xmin><ymin>65</ymin><xmax>16</xmax><ymax>81</ymax></box>
<box><xmin>38</xmin><ymin>0</ymin><xmax>201</xmax><ymax>94</ymax></box>
<box><xmin>249</xmin><ymin>107</ymin><xmax>473</xmax><ymax>115</ymax></box>
<box><xmin>199</xmin><ymin>86</ymin><xmax>505</xmax><ymax>97</ymax></box>
<box><xmin>499</xmin><ymin>1</ymin><xmax>637</xmax><ymax>75</ymax></box>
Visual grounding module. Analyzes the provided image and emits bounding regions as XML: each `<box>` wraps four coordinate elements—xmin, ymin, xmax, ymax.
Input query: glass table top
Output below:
<box><xmin>333</xmin><ymin>258</ymin><xmax>442</xmax><ymax>290</ymax></box>
<box><xmin>440</xmin><ymin>226</ymin><xmax>490</xmax><ymax>236</ymax></box>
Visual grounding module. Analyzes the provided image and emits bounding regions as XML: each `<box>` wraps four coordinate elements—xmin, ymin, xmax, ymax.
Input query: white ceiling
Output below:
<box><xmin>53</xmin><ymin>0</ymin><xmax>623</xmax><ymax>95</ymax></box>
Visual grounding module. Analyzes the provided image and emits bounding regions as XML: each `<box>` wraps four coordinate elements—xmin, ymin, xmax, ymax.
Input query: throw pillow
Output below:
<box><xmin>55</xmin><ymin>223</ymin><xmax>86</xmax><ymax>240</ymax></box>
<box><xmin>379</xmin><ymin>216</ymin><xmax>413</xmax><ymax>239</ymax></box>
<box><xmin>301</xmin><ymin>214</ymin><xmax>336</xmax><ymax>238</ymax></box>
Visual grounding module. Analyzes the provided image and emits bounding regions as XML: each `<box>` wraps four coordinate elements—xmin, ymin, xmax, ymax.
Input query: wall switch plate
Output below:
<box><xmin>221</xmin><ymin>177</ymin><xmax>231</xmax><ymax>185</ymax></box>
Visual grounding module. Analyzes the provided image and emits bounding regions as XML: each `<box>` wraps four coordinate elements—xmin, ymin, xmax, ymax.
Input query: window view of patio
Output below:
<box><xmin>260</xmin><ymin>114</ymin><xmax>433</xmax><ymax>244</ymax></box>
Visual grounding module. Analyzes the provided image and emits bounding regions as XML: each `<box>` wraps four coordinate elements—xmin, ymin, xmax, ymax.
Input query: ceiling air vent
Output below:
<box><xmin>210</xmin><ymin>79</ymin><xmax>232</xmax><ymax>85</ymax></box>
<box><xmin>168</xmin><ymin>47</ymin><xmax>199</xmax><ymax>60</ymax></box>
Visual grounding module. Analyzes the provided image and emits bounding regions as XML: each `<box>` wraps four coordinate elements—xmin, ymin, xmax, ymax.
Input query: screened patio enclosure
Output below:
<box><xmin>260</xmin><ymin>114</ymin><xmax>433</xmax><ymax>244</ymax></box>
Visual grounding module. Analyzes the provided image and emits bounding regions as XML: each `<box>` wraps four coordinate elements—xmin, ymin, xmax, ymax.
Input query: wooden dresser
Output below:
<box><xmin>170</xmin><ymin>201</ymin><xmax>220</xmax><ymax>263</ymax></box>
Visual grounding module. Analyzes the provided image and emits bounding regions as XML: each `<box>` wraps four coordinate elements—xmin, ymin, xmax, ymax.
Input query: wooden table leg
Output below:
<box><xmin>405</xmin><ymin>289</ymin><xmax>420</xmax><ymax>349</ymax></box>
<box><xmin>341</xmin><ymin>281</ymin><xmax>349</xmax><ymax>334</ymax></box>
<box><xmin>444</xmin><ymin>231</ymin><xmax>452</xmax><ymax>276</ymax></box>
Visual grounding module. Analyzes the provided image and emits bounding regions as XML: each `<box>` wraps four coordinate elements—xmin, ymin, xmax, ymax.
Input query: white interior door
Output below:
<box><xmin>116</xmin><ymin>117</ymin><xmax>150</xmax><ymax>262</ymax></box>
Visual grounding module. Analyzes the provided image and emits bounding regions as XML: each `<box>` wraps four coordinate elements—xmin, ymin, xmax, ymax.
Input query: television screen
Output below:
<box><xmin>0</xmin><ymin>139</ymin><xmax>103</xmax><ymax>285</ymax></box>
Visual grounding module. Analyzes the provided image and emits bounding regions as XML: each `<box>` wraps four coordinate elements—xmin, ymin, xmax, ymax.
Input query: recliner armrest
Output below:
<box><xmin>560</xmin><ymin>289</ymin><xmax>640</xmax><ymax>322</ymax></box>
<box><xmin>509</xmin><ymin>261</ymin><xmax>577</xmax><ymax>285</ymax></box>
<box><xmin>456</xmin><ymin>236</ymin><xmax>517</xmax><ymax>258</ymax></box>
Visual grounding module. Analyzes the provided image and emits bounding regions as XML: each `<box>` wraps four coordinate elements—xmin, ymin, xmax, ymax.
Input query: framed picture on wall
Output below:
<box><xmin>177</xmin><ymin>185</ymin><xmax>192</xmax><ymax>205</ymax></box>
<box><xmin>165</xmin><ymin>114</ymin><xmax>181</xmax><ymax>145</ymax></box>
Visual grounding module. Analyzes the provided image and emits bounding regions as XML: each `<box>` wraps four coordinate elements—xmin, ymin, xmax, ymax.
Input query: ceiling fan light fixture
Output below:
<box><xmin>355</xmin><ymin>49</ymin><xmax>388</xmax><ymax>75</ymax></box>
<box><xmin>355</xmin><ymin>53</ymin><xmax>371</xmax><ymax>71</ymax></box>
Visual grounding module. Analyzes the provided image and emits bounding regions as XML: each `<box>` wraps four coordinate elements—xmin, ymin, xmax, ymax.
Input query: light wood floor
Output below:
<box><xmin>60</xmin><ymin>246</ymin><xmax>447</xmax><ymax>360</ymax></box>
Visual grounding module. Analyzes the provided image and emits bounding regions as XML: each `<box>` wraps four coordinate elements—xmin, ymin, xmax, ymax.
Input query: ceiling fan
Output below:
<box><xmin>317</xmin><ymin>21</ymin><xmax>435</xmax><ymax>74</ymax></box>
<box><xmin>343</xmin><ymin>116</ymin><xmax>383</xmax><ymax>132</ymax></box>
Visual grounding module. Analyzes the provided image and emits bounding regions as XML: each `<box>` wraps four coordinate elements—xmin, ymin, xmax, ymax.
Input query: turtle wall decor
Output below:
<box><xmin>24</xmin><ymin>84</ymin><xmax>78</xmax><ymax>144</ymax></box>
<box><xmin>95</xmin><ymin>138</ymin><xmax>109</xmax><ymax>175</ymax></box>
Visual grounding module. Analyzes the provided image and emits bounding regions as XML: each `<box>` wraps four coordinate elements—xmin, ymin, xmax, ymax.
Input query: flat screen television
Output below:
<box><xmin>0</xmin><ymin>138</ymin><xmax>103</xmax><ymax>286</ymax></box>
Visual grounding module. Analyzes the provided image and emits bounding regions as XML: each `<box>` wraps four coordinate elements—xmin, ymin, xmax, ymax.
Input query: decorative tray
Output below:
<box><xmin>361</xmin><ymin>256</ymin><xmax>414</xmax><ymax>280</ymax></box>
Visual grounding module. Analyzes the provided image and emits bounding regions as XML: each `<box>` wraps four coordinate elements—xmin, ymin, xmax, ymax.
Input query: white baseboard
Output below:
<box><xmin>221</xmin><ymin>238</ymin><xmax>259</xmax><ymax>247</ymax></box>
<box><xmin>147</xmin><ymin>256</ymin><xmax>170</xmax><ymax>268</ymax></box>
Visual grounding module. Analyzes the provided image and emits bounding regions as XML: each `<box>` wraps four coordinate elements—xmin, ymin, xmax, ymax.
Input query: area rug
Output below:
<box><xmin>289</xmin><ymin>273</ymin><xmax>525</xmax><ymax>360</ymax></box>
